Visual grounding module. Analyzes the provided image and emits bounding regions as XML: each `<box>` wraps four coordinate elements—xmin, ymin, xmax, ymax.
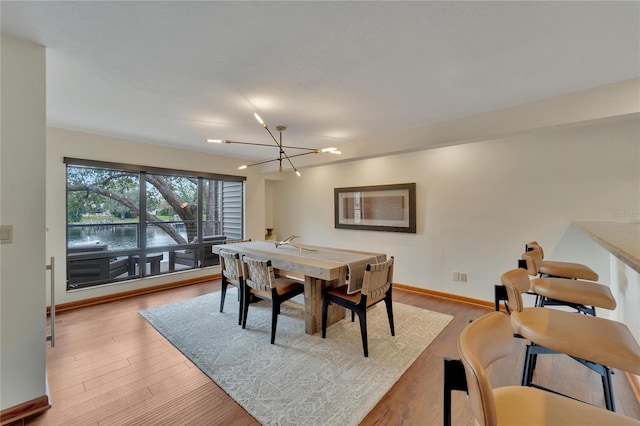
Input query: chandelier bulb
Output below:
<box><xmin>254</xmin><ymin>113</ymin><xmax>267</xmax><ymax>128</ymax></box>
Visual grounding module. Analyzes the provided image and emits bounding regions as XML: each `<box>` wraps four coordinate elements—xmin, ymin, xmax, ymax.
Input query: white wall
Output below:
<box><xmin>272</xmin><ymin>116</ymin><xmax>640</xmax><ymax>304</ymax></box>
<box><xmin>0</xmin><ymin>37</ymin><xmax>47</xmax><ymax>410</ymax></box>
<box><xmin>610</xmin><ymin>257</ymin><xmax>640</xmax><ymax>343</ymax></box>
<box><xmin>46</xmin><ymin>128</ymin><xmax>265</xmax><ymax>306</ymax></box>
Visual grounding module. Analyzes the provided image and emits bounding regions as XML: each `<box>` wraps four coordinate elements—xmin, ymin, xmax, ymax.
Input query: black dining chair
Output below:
<box><xmin>241</xmin><ymin>255</ymin><xmax>305</xmax><ymax>344</ymax></box>
<box><xmin>321</xmin><ymin>257</ymin><xmax>395</xmax><ymax>357</ymax></box>
<box><xmin>219</xmin><ymin>249</ymin><xmax>244</xmax><ymax>325</ymax></box>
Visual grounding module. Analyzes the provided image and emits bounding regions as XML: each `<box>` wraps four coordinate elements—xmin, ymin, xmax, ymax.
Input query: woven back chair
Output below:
<box><xmin>219</xmin><ymin>249</ymin><xmax>244</xmax><ymax>325</ymax></box>
<box><xmin>321</xmin><ymin>257</ymin><xmax>395</xmax><ymax>357</ymax></box>
<box><xmin>241</xmin><ymin>255</ymin><xmax>304</xmax><ymax>344</ymax></box>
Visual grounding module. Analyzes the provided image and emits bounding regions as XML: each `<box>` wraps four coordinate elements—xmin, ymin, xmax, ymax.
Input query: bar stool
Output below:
<box><xmin>522</xmin><ymin>242</ymin><xmax>599</xmax><ymax>281</ymax></box>
<box><xmin>458</xmin><ymin>311</ymin><xmax>640</xmax><ymax>426</ymax></box>
<box><xmin>501</xmin><ymin>268</ymin><xmax>640</xmax><ymax>411</ymax></box>
<box><xmin>529</xmin><ymin>275</ymin><xmax>616</xmax><ymax>316</ymax></box>
<box><xmin>496</xmin><ymin>252</ymin><xmax>615</xmax><ymax>316</ymax></box>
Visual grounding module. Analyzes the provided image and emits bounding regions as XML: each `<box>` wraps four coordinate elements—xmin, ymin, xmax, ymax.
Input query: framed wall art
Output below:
<box><xmin>334</xmin><ymin>183</ymin><xmax>416</xmax><ymax>233</ymax></box>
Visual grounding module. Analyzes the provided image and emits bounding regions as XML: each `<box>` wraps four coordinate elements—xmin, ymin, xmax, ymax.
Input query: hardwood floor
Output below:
<box><xmin>23</xmin><ymin>280</ymin><xmax>640</xmax><ymax>426</ymax></box>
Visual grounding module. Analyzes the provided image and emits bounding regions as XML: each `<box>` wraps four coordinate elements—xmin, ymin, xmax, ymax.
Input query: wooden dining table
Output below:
<box><xmin>214</xmin><ymin>240</ymin><xmax>387</xmax><ymax>334</ymax></box>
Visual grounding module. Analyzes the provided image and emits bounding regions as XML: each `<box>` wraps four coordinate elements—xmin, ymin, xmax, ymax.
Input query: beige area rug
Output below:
<box><xmin>140</xmin><ymin>290</ymin><xmax>453</xmax><ymax>426</ymax></box>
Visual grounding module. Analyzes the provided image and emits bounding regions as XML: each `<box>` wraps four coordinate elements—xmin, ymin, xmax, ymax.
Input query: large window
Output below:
<box><xmin>65</xmin><ymin>158</ymin><xmax>245</xmax><ymax>290</ymax></box>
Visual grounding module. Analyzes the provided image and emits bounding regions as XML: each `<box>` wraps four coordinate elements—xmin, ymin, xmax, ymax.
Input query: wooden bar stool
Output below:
<box><xmin>501</xmin><ymin>268</ymin><xmax>640</xmax><ymax>411</ymax></box>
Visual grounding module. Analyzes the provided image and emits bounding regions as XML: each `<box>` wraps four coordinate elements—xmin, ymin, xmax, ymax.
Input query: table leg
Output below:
<box><xmin>304</xmin><ymin>275</ymin><xmax>345</xmax><ymax>335</ymax></box>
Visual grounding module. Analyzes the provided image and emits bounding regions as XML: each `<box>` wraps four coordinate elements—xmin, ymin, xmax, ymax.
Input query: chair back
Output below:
<box><xmin>500</xmin><ymin>268</ymin><xmax>531</xmax><ymax>313</ymax></box>
<box><xmin>219</xmin><ymin>249</ymin><xmax>243</xmax><ymax>282</ymax></box>
<box><xmin>361</xmin><ymin>257</ymin><xmax>394</xmax><ymax>298</ymax></box>
<box><xmin>458</xmin><ymin>312</ymin><xmax>514</xmax><ymax>426</ymax></box>
<box><xmin>525</xmin><ymin>240</ymin><xmax>538</xmax><ymax>250</ymax></box>
<box><xmin>242</xmin><ymin>256</ymin><xmax>277</xmax><ymax>291</ymax></box>
<box><xmin>526</xmin><ymin>241</ymin><xmax>544</xmax><ymax>256</ymax></box>
<box><xmin>521</xmin><ymin>246</ymin><xmax>543</xmax><ymax>276</ymax></box>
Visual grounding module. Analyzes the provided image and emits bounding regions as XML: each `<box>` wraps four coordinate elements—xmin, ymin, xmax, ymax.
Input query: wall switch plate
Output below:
<box><xmin>452</xmin><ymin>271</ymin><xmax>460</xmax><ymax>281</ymax></box>
<box><xmin>460</xmin><ymin>272</ymin><xmax>468</xmax><ymax>282</ymax></box>
<box><xmin>0</xmin><ymin>225</ymin><xmax>13</xmax><ymax>244</ymax></box>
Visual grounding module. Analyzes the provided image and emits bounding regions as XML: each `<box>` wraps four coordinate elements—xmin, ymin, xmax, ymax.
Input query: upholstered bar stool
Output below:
<box><xmin>529</xmin><ymin>276</ymin><xmax>616</xmax><ymax>316</ymax></box>
<box><xmin>520</xmin><ymin>246</ymin><xmax>615</xmax><ymax>315</ymax></box>
<box><xmin>501</xmin><ymin>268</ymin><xmax>640</xmax><ymax>411</ymax></box>
<box><xmin>522</xmin><ymin>242</ymin><xmax>599</xmax><ymax>281</ymax></box>
<box><xmin>497</xmin><ymin>253</ymin><xmax>616</xmax><ymax>316</ymax></box>
<box><xmin>458</xmin><ymin>311</ymin><xmax>640</xmax><ymax>426</ymax></box>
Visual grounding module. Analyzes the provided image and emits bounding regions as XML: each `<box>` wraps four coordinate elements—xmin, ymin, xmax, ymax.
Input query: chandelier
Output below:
<box><xmin>206</xmin><ymin>113</ymin><xmax>341</xmax><ymax>176</ymax></box>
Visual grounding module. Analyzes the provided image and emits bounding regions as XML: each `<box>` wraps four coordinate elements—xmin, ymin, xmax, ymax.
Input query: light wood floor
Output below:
<box><xmin>22</xmin><ymin>280</ymin><xmax>640</xmax><ymax>426</ymax></box>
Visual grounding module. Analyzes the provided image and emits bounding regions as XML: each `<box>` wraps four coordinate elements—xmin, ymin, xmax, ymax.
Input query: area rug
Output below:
<box><xmin>140</xmin><ymin>290</ymin><xmax>452</xmax><ymax>426</ymax></box>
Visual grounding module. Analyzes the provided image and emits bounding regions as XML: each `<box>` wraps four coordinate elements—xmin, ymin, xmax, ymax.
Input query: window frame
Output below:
<box><xmin>64</xmin><ymin>157</ymin><xmax>245</xmax><ymax>290</ymax></box>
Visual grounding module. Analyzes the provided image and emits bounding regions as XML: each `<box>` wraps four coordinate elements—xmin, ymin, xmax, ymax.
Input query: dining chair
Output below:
<box><xmin>458</xmin><ymin>311</ymin><xmax>640</xmax><ymax>426</ymax></box>
<box><xmin>219</xmin><ymin>249</ymin><xmax>244</xmax><ymax>325</ymax></box>
<box><xmin>321</xmin><ymin>257</ymin><xmax>395</xmax><ymax>357</ymax></box>
<box><xmin>241</xmin><ymin>255</ymin><xmax>304</xmax><ymax>344</ymax></box>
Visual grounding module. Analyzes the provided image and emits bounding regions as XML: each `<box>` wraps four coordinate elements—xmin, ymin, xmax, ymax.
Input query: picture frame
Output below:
<box><xmin>334</xmin><ymin>183</ymin><xmax>416</xmax><ymax>233</ymax></box>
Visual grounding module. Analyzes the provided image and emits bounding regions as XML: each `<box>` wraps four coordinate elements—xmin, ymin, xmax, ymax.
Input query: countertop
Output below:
<box><xmin>573</xmin><ymin>221</ymin><xmax>640</xmax><ymax>274</ymax></box>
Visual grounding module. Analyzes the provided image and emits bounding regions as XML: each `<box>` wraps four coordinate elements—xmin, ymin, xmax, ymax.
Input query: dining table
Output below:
<box><xmin>214</xmin><ymin>240</ymin><xmax>387</xmax><ymax>334</ymax></box>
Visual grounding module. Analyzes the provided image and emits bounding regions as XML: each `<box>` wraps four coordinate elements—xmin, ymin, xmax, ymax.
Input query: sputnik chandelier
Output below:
<box><xmin>206</xmin><ymin>113</ymin><xmax>341</xmax><ymax>176</ymax></box>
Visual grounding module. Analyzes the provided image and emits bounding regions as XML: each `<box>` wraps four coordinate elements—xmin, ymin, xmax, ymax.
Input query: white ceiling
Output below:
<box><xmin>2</xmin><ymin>1</ymin><xmax>639</xmax><ymax>164</ymax></box>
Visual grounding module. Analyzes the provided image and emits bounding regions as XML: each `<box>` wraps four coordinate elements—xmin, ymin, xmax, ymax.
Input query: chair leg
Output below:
<box><xmin>443</xmin><ymin>358</ymin><xmax>468</xmax><ymax>426</ymax></box>
<box><xmin>602</xmin><ymin>366</ymin><xmax>616</xmax><ymax>411</ymax></box>
<box><xmin>521</xmin><ymin>344</ymin><xmax>539</xmax><ymax>387</ymax></box>
<box><xmin>271</xmin><ymin>301</ymin><xmax>278</xmax><ymax>344</ymax></box>
<box><xmin>385</xmin><ymin>296</ymin><xmax>395</xmax><ymax>336</ymax></box>
<box><xmin>521</xmin><ymin>344</ymin><xmax>533</xmax><ymax>386</ymax></box>
<box><xmin>321</xmin><ymin>297</ymin><xmax>329</xmax><ymax>338</ymax></box>
<box><xmin>237</xmin><ymin>285</ymin><xmax>243</xmax><ymax>326</ymax></box>
<box><xmin>241</xmin><ymin>286</ymin><xmax>251</xmax><ymax>329</ymax></box>
<box><xmin>220</xmin><ymin>281</ymin><xmax>227</xmax><ymax>313</ymax></box>
<box><xmin>357</xmin><ymin>310</ymin><xmax>368</xmax><ymax>357</ymax></box>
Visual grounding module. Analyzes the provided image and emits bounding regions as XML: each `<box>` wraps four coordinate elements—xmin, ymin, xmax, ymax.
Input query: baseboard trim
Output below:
<box><xmin>0</xmin><ymin>395</ymin><xmax>50</xmax><ymax>426</ymax></box>
<box><xmin>47</xmin><ymin>273</ymin><xmax>221</xmax><ymax>314</ymax></box>
<box><xmin>393</xmin><ymin>283</ymin><xmax>494</xmax><ymax>310</ymax></box>
<box><xmin>48</xmin><ymin>279</ymin><xmax>496</xmax><ymax>316</ymax></box>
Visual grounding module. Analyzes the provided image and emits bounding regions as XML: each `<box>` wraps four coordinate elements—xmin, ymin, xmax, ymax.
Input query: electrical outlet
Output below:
<box><xmin>0</xmin><ymin>225</ymin><xmax>12</xmax><ymax>244</ymax></box>
<box><xmin>460</xmin><ymin>272</ymin><xmax>468</xmax><ymax>282</ymax></box>
<box><xmin>452</xmin><ymin>271</ymin><xmax>460</xmax><ymax>281</ymax></box>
